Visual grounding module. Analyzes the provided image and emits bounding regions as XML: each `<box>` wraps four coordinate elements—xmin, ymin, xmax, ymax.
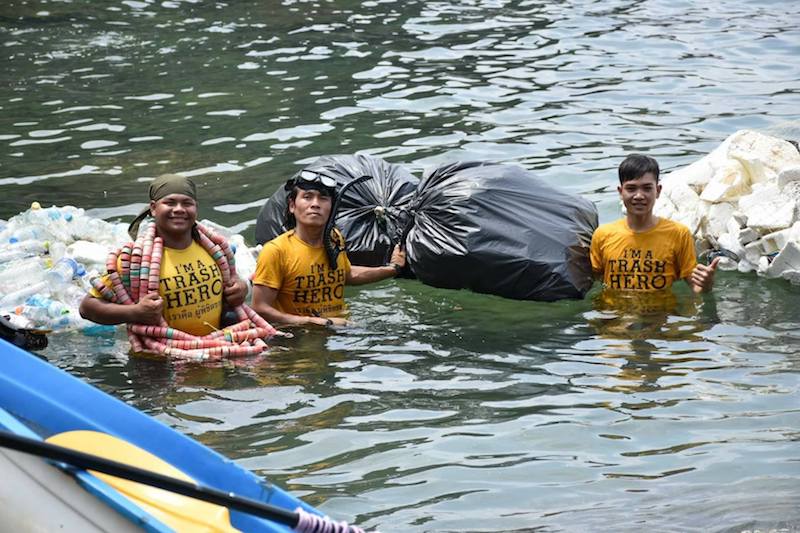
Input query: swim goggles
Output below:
<box><xmin>285</xmin><ymin>170</ymin><xmax>337</xmax><ymax>190</ymax></box>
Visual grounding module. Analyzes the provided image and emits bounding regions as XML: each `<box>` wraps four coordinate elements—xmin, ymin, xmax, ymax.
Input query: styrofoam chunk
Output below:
<box><xmin>703</xmin><ymin>201</ymin><xmax>736</xmax><ymax>238</ymax></box>
<box><xmin>717</xmin><ymin>231</ymin><xmax>746</xmax><ymax>259</ymax></box>
<box><xmin>664</xmin><ymin>157</ymin><xmax>714</xmax><ymax>194</ymax></box>
<box><xmin>737</xmin><ymin>227</ymin><xmax>760</xmax><ymax>245</ymax></box>
<box><xmin>760</xmin><ymin>227</ymin><xmax>796</xmax><ymax>255</ymax></box>
<box><xmin>727</xmin><ymin>129</ymin><xmax>800</xmax><ymax>184</ymax></box>
<box><xmin>782</xmin><ymin>270</ymin><xmax>800</xmax><ymax>285</ymax></box>
<box><xmin>766</xmin><ymin>241</ymin><xmax>800</xmax><ymax>279</ymax></box>
<box><xmin>778</xmin><ymin>166</ymin><xmax>800</xmax><ymax>189</ymax></box>
<box><xmin>739</xmin><ymin>183</ymin><xmax>797</xmax><ymax>231</ymax></box>
<box><xmin>744</xmin><ymin>240</ymin><xmax>764</xmax><ymax>264</ymax></box>
<box><xmin>737</xmin><ymin>259</ymin><xmax>757</xmax><ymax>273</ymax></box>
<box><xmin>699</xmin><ymin>160</ymin><xmax>750</xmax><ymax>203</ymax></box>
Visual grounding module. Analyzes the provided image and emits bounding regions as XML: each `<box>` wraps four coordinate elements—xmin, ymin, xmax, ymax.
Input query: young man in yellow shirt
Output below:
<box><xmin>251</xmin><ymin>172</ymin><xmax>406</xmax><ymax>327</ymax></box>
<box><xmin>590</xmin><ymin>154</ymin><xmax>719</xmax><ymax>293</ymax></box>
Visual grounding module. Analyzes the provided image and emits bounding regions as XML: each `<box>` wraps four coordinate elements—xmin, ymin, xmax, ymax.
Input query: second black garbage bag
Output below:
<box><xmin>405</xmin><ymin>161</ymin><xmax>597</xmax><ymax>301</ymax></box>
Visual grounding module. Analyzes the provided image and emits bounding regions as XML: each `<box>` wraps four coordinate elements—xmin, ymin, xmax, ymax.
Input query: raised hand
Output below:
<box><xmin>690</xmin><ymin>256</ymin><xmax>720</xmax><ymax>293</ymax></box>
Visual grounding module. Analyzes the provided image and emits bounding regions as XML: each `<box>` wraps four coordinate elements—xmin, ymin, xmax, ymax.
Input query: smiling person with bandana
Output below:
<box><xmin>79</xmin><ymin>174</ymin><xmax>249</xmax><ymax>335</ymax></box>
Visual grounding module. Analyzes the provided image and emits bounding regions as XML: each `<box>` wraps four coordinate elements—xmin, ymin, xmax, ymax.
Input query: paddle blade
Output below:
<box><xmin>47</xmin><ymin>430</ymin><xmax>240</xmax><ymax>533</ymax></box>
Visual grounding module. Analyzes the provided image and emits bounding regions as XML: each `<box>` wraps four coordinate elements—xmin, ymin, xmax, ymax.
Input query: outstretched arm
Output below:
<box><xmin>346</xmin><ymin>245</ymin><xmax>406</xmax><ymax>286</ymax></box>
<box><xmin>79</xmin><ymin>292</ymin><xmax>164</xmax><ymax>325</ymax></box>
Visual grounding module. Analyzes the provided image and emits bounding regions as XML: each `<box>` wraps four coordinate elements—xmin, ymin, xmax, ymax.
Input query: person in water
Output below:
<box><xmin>251</xmin><ymin>170</ymin><xmax>406</xmax><ymax>326</ymax></box>
<box><xmin>79</xmin><ymin>174</ymin><xmax>248</xmax><ymax>336</ymax></box>
<box><xmin>590</xmin><ymin>154</ymin><xmax>719</xmax><ymax>293</ymax></box>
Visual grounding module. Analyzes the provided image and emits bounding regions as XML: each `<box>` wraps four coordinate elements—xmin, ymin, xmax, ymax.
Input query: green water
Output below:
<box><xmin>2</xmin><ymin>0</ymin><xmax>800</xmax><ymax>531</ymax></box>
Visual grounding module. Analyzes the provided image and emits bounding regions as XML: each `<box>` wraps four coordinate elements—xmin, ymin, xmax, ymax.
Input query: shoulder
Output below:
<box><xmin>593</xmin><ymin>218</ymin><xmax>625</xmax><ymax>239</ymax></box>
<box><xmin>657</xmin><ymin>217</ymin><xmax>687</xmax><ymax>231</ymax></box>
<box><xmin>263</xmin><ymin>230</ymin><xmax>294</xmax><ymax>250</ymax></box>
<box><xmin>657</xmin><ymin>218</ymin><xmax>692</xmax><ymax>238</ymax></box>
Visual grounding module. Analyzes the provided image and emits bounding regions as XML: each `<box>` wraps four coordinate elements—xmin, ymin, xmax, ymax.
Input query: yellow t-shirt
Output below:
<box><xmin>590</xmin><ymin>218</ymin><xmax>697</xmax><ymax>291</ymax></box>
<box><xmin>91</xmin><ymin>241</ymin><xmax>224</xmax><ymax>336</ymax></box>
<box><xmin>252</xmin><ymin>230</ymin><xmax>351</xmax><ymax>318</ymax></box>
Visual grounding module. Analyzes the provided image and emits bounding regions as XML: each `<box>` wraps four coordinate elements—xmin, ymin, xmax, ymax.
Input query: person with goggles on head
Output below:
<box><xmin>251</xmin><ymin>170</ymin><xmax>406</xmax><ymax>327</ymax></box>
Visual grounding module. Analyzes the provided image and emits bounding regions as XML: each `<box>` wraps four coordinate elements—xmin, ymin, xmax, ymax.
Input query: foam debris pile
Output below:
<box><xmin>654</xmin><ymin>130</ymin><xmax>800</xmax><ymax>284</ymax></box>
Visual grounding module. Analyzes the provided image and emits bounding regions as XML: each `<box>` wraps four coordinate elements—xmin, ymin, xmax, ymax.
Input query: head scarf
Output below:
<box><xmin>128</xmin><ymin>173</ymin><xmax>197</xmax><ymax>239</ymax></box>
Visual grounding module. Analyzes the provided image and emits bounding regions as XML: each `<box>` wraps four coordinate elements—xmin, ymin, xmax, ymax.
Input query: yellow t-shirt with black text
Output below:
<box><xmin>252</xmin><ymin>230</ymin><xmax>351</xmax><ymax>318</ymax></box>
<box><xmin>91</xmin><ymin>241</ymin><xmax>224</xmax><ymax>336</ymax></box>
<box><xmin>590</xmin><ymin>218</ymin><xmax>696</xmax><ymax>291</ymax></box>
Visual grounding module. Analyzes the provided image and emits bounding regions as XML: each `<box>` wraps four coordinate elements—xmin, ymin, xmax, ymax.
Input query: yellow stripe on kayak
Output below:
<box><xmin>46</xmin><ymin>430</ymin><xmax>240</xmax><ymax>533</ymax></box>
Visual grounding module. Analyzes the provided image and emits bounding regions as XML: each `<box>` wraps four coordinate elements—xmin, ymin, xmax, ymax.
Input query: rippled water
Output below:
<box><xmin>3</xmin><ymin>0</ymin><xmax>800</xmax><ymax>531</ymax></box>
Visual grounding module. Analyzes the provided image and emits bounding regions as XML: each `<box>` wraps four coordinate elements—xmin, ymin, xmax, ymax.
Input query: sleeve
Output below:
<box><xmin>676</xmin><ymin>226</ymin><xmax>698</xmax><ymax>280</ymax></box>
<box><xmin>252</xmin><ymin>242</ymin><xmax>284</xmax><ymax>289</ymax></box>
<box><xmin>589</xmin><ymin>228</ymin><xmax>605</xmax><ymax>275</ymax></box>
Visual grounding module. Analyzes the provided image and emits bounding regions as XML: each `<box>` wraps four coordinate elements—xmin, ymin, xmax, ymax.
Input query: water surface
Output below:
<box><xmin>2</xmin><ymin>0</ymin><xmax>799</xmax><ymax>531</ymax></box>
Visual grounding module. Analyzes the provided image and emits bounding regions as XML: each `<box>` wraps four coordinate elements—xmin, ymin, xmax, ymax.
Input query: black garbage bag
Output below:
<box><xmin>404</xmin><ymin>161</ymin><xmax>597</xmax><ymax>301</ymax></box>
<box><xmin>254</xmin><ymin>154</ymin><xmax>418</xmax><ymax>266</ymax></box>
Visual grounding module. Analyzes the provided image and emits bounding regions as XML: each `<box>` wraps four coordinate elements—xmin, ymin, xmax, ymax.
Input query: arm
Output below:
<box><xmin>346</xmin><ymin>245</ymin><xmax>406</xmax><ymax>286</ymax></box>
<box><xmin>79</xmin><ymin>292</ymin><xmax>164</xmax><ymax>325</ymax></box>
<box><xmin>687</xmin><ymin>256</ymin><xmax>720</xmax><ymax>293</ymax></box>
<box><xmin>250</xmin><ymin>284</ymin><xmax>344</xmax><ymax>326</ymax></box>
<box><xmin>589</xmin><ymin>231</ymin><xmax>604</xmax><ymax>282</ymax></box>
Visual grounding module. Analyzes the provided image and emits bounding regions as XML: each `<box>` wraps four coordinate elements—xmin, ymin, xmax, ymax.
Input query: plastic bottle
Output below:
<box><xmin>0</xmin><ymin>280</ymin><xmax>48</xmax><ymax>310</ymax></box>
<box><xmin>0</xmin><ymin>240</ymin><xmax>49</xmax><ymax>263</ymax></box>
<box><xmin>0</xmin><ymin>257</ymin><xmax>48</xmax><ymax>290</ymax></box>
<box><xmin>44</xmin><ymin>257</ymin><xmax>80</xmax><ymax>285</ymax></box>
<box><xmin>8</xmin><ymin>225</ymin><xmax>51</xmax><ymax>243</ymax></box>
<box><xmin>17</xmin><ymin>294</ymin><xmax>91</xmax><ymax>331</ymax></box>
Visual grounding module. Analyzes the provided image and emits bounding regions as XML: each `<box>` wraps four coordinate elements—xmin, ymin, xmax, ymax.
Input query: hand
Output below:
<box><xmin>136</xmin><ymin>293</ymin><xmax>164</xmax><ymax>324</ymax></box>
<box><xmin>307</xmin><ymin>316</ymin><xmax>349</xmax><ymax>327</ymax></box>
<box><xmin>389</xmin><ymin>244</ymin><xmax>406</xmax><ymax>269</ymax></box>
<box><xmin>223</xmin><ymin>276</ymin><xmax>248</xmax><ymax>307</ymax></box>
<box><xmin>690</xmin><ymin>256</ymin><xmax>720</xmax><ymax>293</ymax></box>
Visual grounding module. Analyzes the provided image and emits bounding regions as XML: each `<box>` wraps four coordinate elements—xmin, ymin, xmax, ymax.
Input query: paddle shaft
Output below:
<box><xmin>0</xmin><ymin>430</ymin><xmax>298</xmax><ymax>527</ymax></box>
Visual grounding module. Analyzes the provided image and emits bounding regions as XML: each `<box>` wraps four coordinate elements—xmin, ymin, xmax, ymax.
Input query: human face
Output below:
<box><xmin>150</xmin><ymin>193</ymin><xmax>197</xmax><ymax>236</ymax></box>
<box><xmin>289</xmin><ymin>188</ymin><xmax>332</xmax><ymax>229</ymax></box>
<box><xmin>618</xmin><ymin>172</ymin><xmax>661</xmax><ymax>218</ymax></box>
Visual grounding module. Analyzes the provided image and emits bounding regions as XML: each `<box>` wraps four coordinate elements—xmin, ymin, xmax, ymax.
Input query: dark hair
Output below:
<box><xmin>618</xmin><ymin>154</ymin><xmax>660</xmax><ymax>184</ymax></box>
<box><xmin>283</xmin><ymin>183</ymin><xmax>334</xmax><ymax>229</ymax></box>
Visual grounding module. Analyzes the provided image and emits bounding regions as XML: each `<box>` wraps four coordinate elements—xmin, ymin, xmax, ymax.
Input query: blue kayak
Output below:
<box><xmin>0</xmin><ymin>337</ymin><xmax>320</xmax><ymax>532</ymax></box>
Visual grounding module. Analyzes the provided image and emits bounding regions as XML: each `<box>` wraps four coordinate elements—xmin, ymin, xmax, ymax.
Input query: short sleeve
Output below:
<box><xmin>589</xmin><ymin>229</ymin><xmax>604</xmax><ymax>275</ymax></box>
<box><xmin>252</xmin><ymin>242</ymin><xmax>283</xmax><ymax>289</ymax></box>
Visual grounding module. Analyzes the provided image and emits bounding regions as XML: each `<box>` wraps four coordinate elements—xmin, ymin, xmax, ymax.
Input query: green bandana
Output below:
<box><xmin>148</xmin><ymin>173</ymin><xmax>197</xmax><ymax>202</ymax></box>
<box><xmin>128</xmin><ymin>173</ymin><xmax>198</xmax><ymax>239</ymax></box>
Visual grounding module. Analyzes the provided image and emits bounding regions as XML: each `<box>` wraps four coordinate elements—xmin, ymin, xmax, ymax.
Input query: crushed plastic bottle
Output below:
<box><xmin>45</xmin><ymin>257</ymin><xmax>81</xmax><ymax>285</ymax></box>
<box><xmin>0</xmin><ymin>280</ymin><xmax>49</xmax><ymax>310</ymax></box>
<box><xmin>0</xmin><ymin>257</ymin><xmax>49</xmax><ymax>290</ymax></box>
<box><xmin>0</xmin><ymin>240</ymin><xmax>49</xmax><ymax>263</ymax></box>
